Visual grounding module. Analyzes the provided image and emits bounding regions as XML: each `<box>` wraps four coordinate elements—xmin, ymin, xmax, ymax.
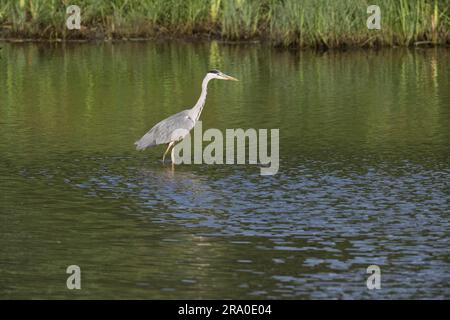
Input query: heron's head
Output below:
<box><xmin>207</xmin><ymin>69</ymin><xmax>238</xmax><ymax>81</ymax></box>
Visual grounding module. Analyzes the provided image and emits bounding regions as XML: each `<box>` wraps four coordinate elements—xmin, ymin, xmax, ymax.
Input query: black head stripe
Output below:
<box><xmin>208</xmin><ymin>69</ymin><xmax>220</xmax><ymax>74</ymax></box>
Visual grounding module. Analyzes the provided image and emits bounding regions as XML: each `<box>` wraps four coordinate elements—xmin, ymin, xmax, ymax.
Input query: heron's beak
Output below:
<box><xmin>222</xmin><ymin>74</ymin><xmax>239</xmax><ymax>81</ymax></box>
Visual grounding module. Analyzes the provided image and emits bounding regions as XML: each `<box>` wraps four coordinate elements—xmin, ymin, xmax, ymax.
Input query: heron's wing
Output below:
<box><xmin>135</xmin><ymin>110</ymin><xmax>195</xmax><ymax>150</ymax></box>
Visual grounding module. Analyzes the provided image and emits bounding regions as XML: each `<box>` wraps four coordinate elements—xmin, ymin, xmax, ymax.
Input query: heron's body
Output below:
<box><xmin>134</xmin><ymin>110</ymin><xmax>195</xmax><ymax>150</ymax></box>
<box><xmin>135</xmin><ymin>70</ymin><xmax>238</xmax><ymax>163</ymax></box>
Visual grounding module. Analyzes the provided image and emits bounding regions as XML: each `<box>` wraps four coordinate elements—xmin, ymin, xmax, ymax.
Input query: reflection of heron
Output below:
<box><xmin>135</xmin><ymin>70</ymin><xmax>238</xmax><ymax>164</ymax></box>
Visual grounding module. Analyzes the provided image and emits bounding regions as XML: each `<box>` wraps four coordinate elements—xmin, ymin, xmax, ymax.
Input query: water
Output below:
<box><xmin>0</xmin><ymin>42</ymin><xmax>449</xmax><ymax>299</ymax></box>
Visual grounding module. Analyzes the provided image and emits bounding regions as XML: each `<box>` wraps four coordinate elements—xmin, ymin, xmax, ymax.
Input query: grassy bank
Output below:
<box><xmin>0</xmin><ymin>0</ymin><xmax>449</xmax><ymax>48</ymax></box>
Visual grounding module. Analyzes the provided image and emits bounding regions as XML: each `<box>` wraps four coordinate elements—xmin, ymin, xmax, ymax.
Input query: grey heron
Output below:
<box><xmin>135</xmin><ymin>69</ymin><xmax>238</xmax><ymax>164</ymax></box>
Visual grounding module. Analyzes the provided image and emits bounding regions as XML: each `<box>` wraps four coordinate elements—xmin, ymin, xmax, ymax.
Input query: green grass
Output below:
<box><xmin>0</xmin><ymin>0</ymin><xmax>448</xmax><ymax>48</ymax></box>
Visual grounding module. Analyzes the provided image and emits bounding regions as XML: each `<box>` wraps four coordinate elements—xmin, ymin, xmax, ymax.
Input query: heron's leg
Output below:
<box><xmin>171</xmin><ymin>143</ymin><xmax>176</xmax><ymax>164</ymax></box>
<box><xmin>162</xmin><ymin>141</ymin><xmax>174</xmax><ymax>163</ymax></box>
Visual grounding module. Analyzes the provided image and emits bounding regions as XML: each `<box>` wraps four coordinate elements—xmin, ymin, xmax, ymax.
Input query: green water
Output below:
<box><xmin>0</xmin><ymin>42</ymin><xmax>449</xmax><ymax>299</ymax></box>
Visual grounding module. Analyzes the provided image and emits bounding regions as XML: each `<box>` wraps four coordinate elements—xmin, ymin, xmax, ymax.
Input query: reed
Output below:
<box><xmin>0</xmin><ymin>0</ymin><xmax>448</xmax><ymax>48</ymax></box>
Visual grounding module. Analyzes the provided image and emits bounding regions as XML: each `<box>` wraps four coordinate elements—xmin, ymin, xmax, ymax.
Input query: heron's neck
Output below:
<box><xmin>191</xmin><ymin>76</ymin><xmax>211</xmax><ymax>121</ymax></box>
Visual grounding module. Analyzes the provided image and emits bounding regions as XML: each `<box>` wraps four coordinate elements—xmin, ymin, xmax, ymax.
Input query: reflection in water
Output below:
<box><xmin>0</xmin><ymin>42</ymin><xmax>449</xmax><ymax>299</ymax></box>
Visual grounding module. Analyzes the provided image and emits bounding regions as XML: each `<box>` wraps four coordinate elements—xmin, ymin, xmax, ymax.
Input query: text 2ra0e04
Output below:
<box><xmin>222</xmin><ymin>304</ymin><xmax>272</xmax><ymax>315</ymax></box>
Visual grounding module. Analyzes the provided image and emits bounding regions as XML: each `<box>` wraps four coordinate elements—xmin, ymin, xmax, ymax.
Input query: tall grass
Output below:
<box><xmin>0</xmin><ymin>0</ymin><xmax>448</xmax><ymax>48</ymax></box>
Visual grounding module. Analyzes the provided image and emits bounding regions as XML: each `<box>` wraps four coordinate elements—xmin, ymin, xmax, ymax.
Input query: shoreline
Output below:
<box><xmin>0</xmin><ymin>35</ymin><xmax>448</xmax><ymax>51</ymax></box>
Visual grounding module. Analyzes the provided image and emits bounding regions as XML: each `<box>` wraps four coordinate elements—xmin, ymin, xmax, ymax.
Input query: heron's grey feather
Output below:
<box><xmin>135</xmin><ymin>109</ymin><xmax>195</xmax><ymax>150</ymax></box>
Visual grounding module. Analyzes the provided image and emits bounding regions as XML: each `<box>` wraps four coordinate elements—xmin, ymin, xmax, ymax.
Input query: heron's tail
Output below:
<box><xmin>134</xmin><ymin>136</ymin><xmax>157</xmax><ymax>151</ymax></box>
<box><xmin>134</xmin><ymin>140</ymin><xmax>147</xmax><ymax>151</ymax></box>
<box><xmin>135</xmin><ymin>129</ymin><xmax>158</xmax><ymax>151</ymax></box>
